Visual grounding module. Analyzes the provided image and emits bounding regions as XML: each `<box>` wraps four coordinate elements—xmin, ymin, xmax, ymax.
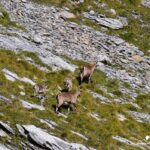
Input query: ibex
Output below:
<box><xmin>64</xmin><ymin>77</ymin><xmax>73</xmax><ymax>91</ymax></box>
<box><xmin>56</xmin><ymin>87</ymin><xmax>81</xmax><ymax>113</ymax></box>
<box><xmin>33</xmin><ymin>83</ymin><xmax>48</xmax><ymax>97</ymax></box>
<box><xmin>80</xmin><ymin>62</ymin><xmax>97</xmax><ymax>84</ymax></box>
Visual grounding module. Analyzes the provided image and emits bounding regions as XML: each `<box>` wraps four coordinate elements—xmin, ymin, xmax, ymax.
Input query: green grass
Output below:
<box><xmin>0</xmin><ymin>50</ymin><xmax>149</xmax><ymax>149</ymax></box>
<box><xmin>135</xmin><ymin>93</ymin><xmax>150</xmax><ymax>113</ymax></box>
<box><xmin>0</xmin><ymin>6</ymin><xmax>25</xmax><ymax>30</ymax></box>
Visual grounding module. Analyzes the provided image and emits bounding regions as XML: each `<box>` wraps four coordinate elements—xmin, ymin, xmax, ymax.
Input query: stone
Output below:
<box><xmin>0</xmin><ymin>129</ymin><xmax>8</xmax><ymax>137</ymax></box>
<box><xmin>83</xmin><ymin>12</ymin><xmax>124</xmax><ymax>29</ymax></box>
<box><xmin>0</xmin><ymin>121</ymin><xmax>14</xmax><ymax>134</ymax></box>
<box><xmin>0</xmin><ymin>95</ymin><xmax>11</xmax><ymax>103</ymax></box>
<box><xmin>0</xmin><ymin>144</ymin><xmax>11</xmax><ymax>150</ymax></box>
<box><xmin>110</xmin><ymin>9</ymin><xmax>116</xmax><ymax>15</ymax></box>
<box><xmin>112</xmin><ymin>136</ymin><xmax>149</xmax><ymax>149</ymax></box>
<box><xmin>145</xmin><ymin>135</ymin><xmax>150</xmax><ymax>141</ymax></box>
<box><xmin>128</xmin><ymin>111</ymin><xmax>150</xmax><ymax>123</ymax></box>
<box><xmin>21</xmin><ymin>0</ymin><xmax>27</xmax><ymax>3</ymax></box>
<box><xmin>89</xmin><ymin>10</ymin><xmax>95</xmax><ymax>15</ymax></box>
<box><xmin>59</xmin><ymin>11</ymin><xmax>76</xmax><ymax>19</ymax></box>
<box><xmin>32</xmin><ymin>35</ymin><xmax>42</xmax><ymax>44</ymax></box>
<box><xmin>132</xmin><ymin>55</ymin><xmax>143</xmax><ymax>63</ymax></box>
<box><xmin>118</xmin><ymin>17</ymin><xmax>128</xmax><ymax>26</ymax></box>
<box><xmin>87</xmin><ymin>90</ymin><xmax>111</xmax><ymax>103</ymax></box>
<box><xmin>141</xmin><ymin>0</ymin><xmax>150</xmax><ymax>8</ymax></box>
<box><xmin>117</xmin><ymin>113</ymin><xmax>127</xmax><ymax>121</ymax></box>
<box><xmin>39</xmin><ymin>119</ymin><xmax>57</xmax><ymax>129</ymax></box>
<box><xmin>2</xmin><ymin>69</ymin><xmax>35</xmax><ymax>85</ymax></box>
<box><xmin>90</xmin><ymin>113</ymin><xmax>106</xmax><ymax>122</ymax></box>
<box><xmin>71</xmin><ymin>131</ymin><xmax>88</xmax><ymax>141</ymax></box>
<box><xmin>17</xmin><ymin>125</ymin><xmax>92</xmax><ymax>150</ymax></box>
<box><xmin>79</xmin><ymin>0</ymin><xmax>84</xmax><ymax>3</ymax></box>
<box><xmin>21</xmin><ymin>100</ymin><xmax>45</xmax><ymax>110</ymax></box>
<box><xmin>20</xmin><ymin>91</ymin><xmax>25</xmax><ymax>96</ymax></box>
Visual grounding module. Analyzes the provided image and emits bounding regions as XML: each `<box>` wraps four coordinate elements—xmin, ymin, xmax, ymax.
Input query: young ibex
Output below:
<box><xmin>56</xmin><ymin>87</ymin><xmax>81</xmax><ymax>113</ymax></box>
<box><xmin>64</xmin><ymin>77</ymin><xmax>73</xmax><ymax>91</ymax></box>
<box><xmin>80</xmin><ymin>62</ymin><xmax>97</xmax><ymax>84</ymax></box>
<box><xmin>33</xmin><ymin>83</ymin><xmax>48</xmax><ymax>97</ymax></box>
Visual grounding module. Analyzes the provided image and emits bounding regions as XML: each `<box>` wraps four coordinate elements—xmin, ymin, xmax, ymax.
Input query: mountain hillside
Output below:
<box><xmin>0</xmin><ymin>0</ymin><xmax>150</xmax><ymax>150</ymax></box>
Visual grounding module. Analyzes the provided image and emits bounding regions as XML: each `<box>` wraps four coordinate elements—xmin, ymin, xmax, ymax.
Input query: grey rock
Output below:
<box><xmin>0</xmin><ymin>144</ymin><xmax>11</xmax><ymax>150</ymax></box>
<box><xmin>21</xmin><ymin>0</ymin><xmax>27</xmax><ymax>3</ymax></box>
<box><xmin>17</xmin><ymin>124</ymin><xmax>92</xmax><ymax>150</ymax></box>
<box><xmin>118</xmin><ymin>17</ymin><xmax>128</xmax><ymax>26</ymax></box>
<box><xmin>112</xmin><ymin>135</ymin><xmax>149</xmax><ymax>150</ymax></box>
<box><xmin>71</xmin><ymin>131</ymin><xmax>88</xmax><ymax>141</ymax></box>
<box><xmin>0</xmin><ymin>129</ymin><xmax>8</xmax><ymax>137</ymax></box>
<box><xmin>128</xmin><ymin>111</ymin><xmax>150</xmax><ymax>123</ymax></box>
<box><xmin>58</xmin><ymin>11</ymin><xmax>76</xmax><ymax>19</ymax></box>
<box><xmin>32</xmin><ymin>35</ymin><xmax>42</xmax><ymax>44</ymax></box>
<box><xmin>89</xmin><ymin>10</ymin><xmax>95</xmax><ymax>15</ymax></box>
<box><xmin>0</xmin><ymin>95</ymin><xmax>11</xmax><ymax>103</ymax></box>
<box><xmin>2</xmin><ymin>69</ymin><xmax>35</xmax><ymax>85</ymax></box>
<box><xmin>39</xmin><ymin>119</ymin><xmax>57</xmax><ymax>129</ymax></box>
<box><xmin>110</xmin><ymin>9</ymin><xmax>116</xmax><ymax>15</ymax></box>
<box><xmin>79</xmin><ymin>0</ymin><xmax>84</xmax><ymax>3</ymax></box>
<box><xmin>21</xmin><ymin>100</ymin><xmax>45</xmax><ymax>110</ymax></box>
<box><xmin>83</xmin><ymin>12</ymin><xmax>124</xmax><ymax>29</ymax></box>
<box><xmin>0</xmin><ymin>121</ymin><xmax>14</xmax><ymax>134</ymax></box>
<box><xmin>87</xmin><ymin>90</ymin><xmax>111</xmax><ymax>103</ymax></box>
<box><xmin>141</xmin><ymin>0</ymin><xmax>150</xmax><ymax>8</ymax></box>
<box><xmin>90</xmin><ymin>113</ymin><xmax>106</xmax><ymax>122</ymax></box>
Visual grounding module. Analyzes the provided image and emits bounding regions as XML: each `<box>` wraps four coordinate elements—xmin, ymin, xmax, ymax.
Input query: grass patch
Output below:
<box><xmin>0</xmin><ymin>6</ymin><xmax>25</xmax><ymax>30</ymax></box>
<box><xmin>135</xmin><ymin>93</ymin><xmax>150</xmax><ymax>113</ymax></box>
<box><xmin>0</xmin><ymin>50</ymin><xmax>149</xmax><ymax>149</ymax></box>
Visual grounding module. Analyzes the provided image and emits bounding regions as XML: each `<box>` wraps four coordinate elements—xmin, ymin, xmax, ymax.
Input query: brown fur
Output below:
<box><xmin>33</xmin><ymin>83</ymin><xmax>48</xmax><ymax>96</ymax></box>
<box><xmin>80</xmin><ymin>62</ymin><xmax>97</xmax><ymax>84</ymax></box>
<box><xmin>56</xmin><ymin>89</ymin><xmax>81</xmax><ymax>113</ymax></box>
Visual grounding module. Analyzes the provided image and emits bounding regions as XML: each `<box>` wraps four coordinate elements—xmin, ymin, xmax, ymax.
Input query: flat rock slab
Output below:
<box><xmin>0</xmin><ymin>121</ymin><xmax>14</xmax><ymax>134</ymax></box>
<box><xmin>128</xmin><ymin>111</ymin><xmax>150</xmax><ymax>123</ymax></box>
<box><xmin>39</xmin><ymin>119</ymin><xmax>57</xmax><ymax>129</ymax></box>
<box><xmin>0</xmin><ymin>34</ymin><xmax>76</xmax><ymax>72</ymax></box>
<box><xmin>2</xmin><ymin>69</ymin><xmax>35</xmax><ymax>85</ymax></box>
<box><xmin>87</xmin><ymin>90</ymin><xmax>111</xmax><ymax>103</ymax></box>
<box><xmin>0</xmin><ymin>95</ymin><xmax>11</xmax><ymax>103</ymax></box>
<box><xmin>71</xmin><ymin>131</ymin><xmax>88</xmax><ymax>141</ymax></box>
<box><xmin>21</xmin><ymin>100</ymin><xmax>45</xmax><ymax>110</ymax></box>
<box><xmin>83</xmin><ymin>12</ymin><xmax>124</xmax><ymax>29</ymax></box>
<box><xmin>112</xmin><ymin>135</ymin><xmax>149</xmax><ymax>149</ymax></box>
<box><xmin>17</xmin><ymin>124</ymin><xmax>93</xmax><ymax>150</ymax></box>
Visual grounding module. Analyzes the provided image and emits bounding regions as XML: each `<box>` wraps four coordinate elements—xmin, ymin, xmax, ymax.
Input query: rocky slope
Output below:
<box><xmin>0</xmin><ymin>0</ymin><xmax>150</xmax><ymax>150</ymax></box>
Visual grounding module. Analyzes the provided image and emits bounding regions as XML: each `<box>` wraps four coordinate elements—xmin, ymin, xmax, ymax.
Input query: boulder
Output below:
<box><xmin>17</xmin><ymin>125</ymin><xmax>92</xmax><ymax>150</ymax></box>
<box><xmin>141</xmin><ymin>0</ymin><xmax>150</xmax><ymax>8</ymax></box>
<box><xmin>59</xmin><ymin>11</ymin><xmax>76</xmax><ymax>19</ymax></box>
<box><xmin>132</xmin><ymin>55</ymin><xmax>143</xmax><ymax>63</ymax></box>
